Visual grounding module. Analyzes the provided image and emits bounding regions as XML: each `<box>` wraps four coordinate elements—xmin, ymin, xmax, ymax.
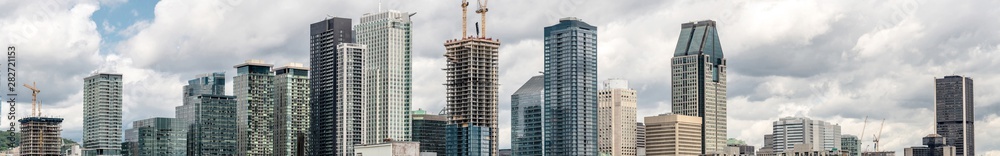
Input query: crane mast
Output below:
<box><xmin>475</xmin><ymin>0</ymin><xmax>489</xmax><ymax>37</ymax></box>
<box><xmin>461</xmin><ymin>0</ymin><xmax>469</xmax><ymax>37</ymax></box>
<box><xmin>23</xmin><ymin>82</ymin><xmax>41</xmax><ymax>116</ymax></box>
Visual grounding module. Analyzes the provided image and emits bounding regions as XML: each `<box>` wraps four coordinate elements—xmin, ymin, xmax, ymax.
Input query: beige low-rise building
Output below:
<box><xmin>645</xmin><ymin>114</ymin><xmax>702</xmax><ymax>156</ymax></box>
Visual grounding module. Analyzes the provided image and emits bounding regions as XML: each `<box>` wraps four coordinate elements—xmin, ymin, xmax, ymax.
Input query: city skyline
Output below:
<box><xmin>3</xmin><ymin>0</ymin><xmax>1000</xmax><ymax>155</ymax></box>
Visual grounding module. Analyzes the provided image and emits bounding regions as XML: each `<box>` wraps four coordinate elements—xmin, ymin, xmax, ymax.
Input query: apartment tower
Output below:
<box><xmin>309</xmin><ymin>17</ymin><xmax>354</xmax><ymax>156</ymax></box>
<box><xmin>273</xmin><ymin>63</ymin><xmax>311</xmax><ymax>156</ymax></box>
<box><xmin>83</xmin><ymin>73</ymin><xmax>123</xmax><ymax>156</ymax></box>
<box><xmin>543</xmin><ymin>17</ymin><xmax>599</xmax><ymax>155</ymax></box>
<box><xmin>234</xmin><ymin>60</ymin><xmax>276</xmax><ymax>156</ymax></box>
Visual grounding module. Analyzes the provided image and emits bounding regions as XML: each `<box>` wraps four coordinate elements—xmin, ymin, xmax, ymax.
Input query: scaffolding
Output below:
<box><xmin>18</xmin><ymin>117</ymin><xmax>63</xmax><ymax>156</ymax></box>
<box><xmin>443</xmin><ymin>37</ymin><xmax>500</xmax><ymax>155</ymax></box>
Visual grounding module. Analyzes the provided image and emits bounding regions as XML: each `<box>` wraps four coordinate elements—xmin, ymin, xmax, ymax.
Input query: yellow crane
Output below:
<box><xmin>461</xmin><ymin>0</ymin><xmax>470</xmax><ymax>38</ymax></box>
<box><xmin>23</xmin><ymin>82</ymin><xmax>41</xmax><ymax>116</ymax></box>
<box><xmin>475</xmin><ymin>0</ymin><xmax>489</xmax><ymax>37</ymax></box>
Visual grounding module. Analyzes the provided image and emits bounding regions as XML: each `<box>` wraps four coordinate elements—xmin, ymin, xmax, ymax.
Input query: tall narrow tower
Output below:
<box><xmin>598</xmin><ymin>79</ymin><xmax>638</xmax><ymax>156</ymax></box>
<box><xmin>234</xmin><ymin>59</ymin><xmax>276</xmax><ymax>156</ymax></box>
<box><xmin>444</xmin><ymin>0</ymin><xmax>501</xmax><ymax>154</ymax></box>
<box><xmin>83</xmin><ymin>73</ymin><xmax>123</xmax><ymax>156</ymax></box>
<box><xmin>273</xmin><ymin>63</ymin><xmax>311</xmax><ymax>156</ymax></box>
<box><xmin>543</xmin><ymin>17</ymin><xmax>599</xmax><ymax>155</ymax></box>
<box><xmin>309</xmin><ymin>17</ymin><xmax>354</xmax><ymax>156</ymax></box>
<box><xmin>935</xmin><ymin>75</ymin><xmax>974</xmax><ymax>156</ymax></box>
<box><xmin>356</xmin><ymin>10</ymin><xmax>414</xmax><ymax>144</ymax></box>
<box><xmin>670</xmin><ymin>20</ymin><xmax>727</xmax><ymax>154</ymax></box>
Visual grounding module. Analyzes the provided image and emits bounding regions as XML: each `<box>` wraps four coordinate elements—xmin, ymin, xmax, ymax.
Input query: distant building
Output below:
<box><xmin>511</xmin><ymin>75</ymin><xmax>544</xmax><ymax>156</ymax></box>
<box><xmin>768</xmin><ymin>117</ymin><xmax>842</xmax><ymax>153</ymax></box>
<box><xmin>843</xmin><ymin>135</ymin><xmax>860</xmax><ymax>156</ymax></box>
<box><xmin>234</xmin><ymin>59</ymin><xmax>277</xmax><ymax>155</ymax></box>
<box><xmin>644</xmin><ymin>114</ymin><xmax>702</xmax><ymax>156</ymax></box>
<box><xmin>757</xmin><ymin>144</ymin><xmax>849</xmax><ymax>156</ymax></box>
<box><xmin>671</xmin><ymin>20</ymin><xmax>728</xmax><ymax>154</ymax></box>
<box><xmin>412</xmin><ymin>109</ymin><xmax>446</xmax><ymax>155</ymax></box>
<box><xmin>934</xmin><ymin>75</ymin><xmax>974</xmax><ymax>156</ymax></box>
<box><xmin>543</xmin><ymin>17</ymin><xmax>600</xmax><ymax>156</ymax></box>
<box><xmin>598</xmin><ymin>79</ymin><xmax>637</xmax><ymax>156</ymax></box>
<box><xmin>334</xmin><ymin>42</ymin><xmax>366</xmax><ymax>156</ymax></box>
<box><xmin>126</xmin><ymin>117</ymin><xmax>184</xmax><ymax>156</ymax></box>
<box><xmin>308</xmin><ymin>16</ymin><xmax>354</xmax><ymax>156</ymax></box>
<box><xmin>637</xmin><ymin>122</ymin><xmax>646</xmax><ymax>156</ymax></box>
<box><xmin>499</xmin><ymin>149</ymin><xmax>512</xmax><ymax>156</ymax></box>
<box><xmin>83</xmin><ymin>73</ymin><xmax>123</xmax><ymax>156</ymax></box>
<box><xmin>443</xmin><ymin>7</ymin><xmax>501</xmax><ymax>155</ymax></box>
<box><xmin>357</xmin><ymin>10</ymin><xmax>414</xmax><ymax>145</ymax></box>
<box><xmin>862</xmin><ymin>151</ymin><xmax>896</xmax><ymax>156</ymax></box>
<box><xmin>273</xmin><ymin>63</ymin><xmax>311</xmax><ymax>156</ymax></box>
<box><xmin>904</xmin><ymin>134</ymin><xmax>956</xmax><ymax>156</ymax></box>
<box><xmin>176</xmin><ymin>73</ymin><xmax>238</xmax><ymax>156</ymax></box>
<box><xmin>19</xmin><ymin>117</ymin><xmax>63</xmax><ymax>155</ymax></box>
<box><xmin>758</xmin><ymin>134</ymin><xmax>775</xmax><ymax>155</ymax></box>
<box><xmin>354</xmin><ymin>141</ymin><xmax>420</xmax><ymax>156</ymax></box>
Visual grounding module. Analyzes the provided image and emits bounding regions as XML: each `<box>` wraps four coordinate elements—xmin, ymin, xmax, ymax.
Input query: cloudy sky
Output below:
<box><xmin>2</xmin><ymin>0</ymin><xmax>999</xmax><ymax>154</ymax></box>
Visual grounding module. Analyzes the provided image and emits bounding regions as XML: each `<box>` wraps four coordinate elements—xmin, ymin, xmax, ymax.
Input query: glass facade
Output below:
<box><xmin>83</xmin><ymin>73</ymin><xmax>123</xmax><ymax>156</ymax></box>
<box><xmin>176</xmin><ymin>74</ymin><xmax>238</xmax><ymax>156</ymax></box>
<box><xmin>511</xmin><ymin>75</ymin><xmax>544</xmax><ymax>156</ymax></box>
<box><xmin>935</xmin><ymin>75</ymin><xmax>974</xmax><ymax>156</ymax></box>
<box><xmin>670</xmin><ymin>20</ymin><xmax>727</xmax><ymax>154</ymax></box>
<box><xmin>128</xmin><ymin>117</ymin><xmax>184</xmax><ymax>156</ymax></box>
<box><xmin>446</xmin><ymin>125</ymin><xmax>491</xmax><ymax>156</ymax></box>
<box><xmin>412</xmin><ymin>110</ymin><xmax>447</xmax><ymax>155</ymax></box>
<box><xmin>356</xmin><ymin>10</ymin><xmax>414</xmax><ymax>145</ymax></box>
<box><xmin>542</xmin><ymin>17</ymin><xmax>599</xmax><ymax>155</ymax></box>
<box><xmin>309</xmin><ymin>17</ymin><xmax>354</xmax><ymax>156</ymax></box>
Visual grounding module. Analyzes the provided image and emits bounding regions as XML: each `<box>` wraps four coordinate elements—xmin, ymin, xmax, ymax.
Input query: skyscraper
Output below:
<box><xmin>234</xmin><ymin>60</ymin><xmax>276</xmax><ymax>156</ymax></box>
<box><xmin>176</xmin><ymin>73</ymin><xmax>238</xmax><ymax>156</ymax></box>
<box><xmin>511</xmin><ymin>75</ymin><xmax>544</xmax><ymax>156</ymax></box>
<box><xmin>412</xmin><ymin>109</ymin><xmax>447</xmax><ymax>155</ymax></box>
<box><xmin>335</xmin><ymin>43</ymin><xmax>366</xmax><ymax>156</ymax></box>
<box><xmin>83</xmin><ymin>73</ymin><xmax>123</xmax><ymax>156</ymax></box>
<box><xmin>644</xmin><ymin>114</ymin><xmax>702</xmax><ymax>156</ymax></box>
<box><xmin>598</xmin><ymin>79</ymin><xmax>637</xmax><ymax>156</ymax></box>
<box><xmin>637</xmin><ymin>122</ymin><xmax>646</xmax><ymax>156</ymax></box>
<box><xmin>670</xmin><ymin>20</ymin><xmax>727</xmax><ymax>154</ymax></box>
<box><xmin>768</xmin><ymin>117</ymin><xmax>842</xmax><ymax>153</ymax></box>
<box><xmin>356</xmin><ymin>10</ymin><xmax>413</xmax><ymax>144</ymax></box>
<box><xmin>543</xmin><ymin>17</ymin><xmax>599</xmax><ymax>155</ymax></box>
<box><xmin>126</xmin><ymin>117</ymin><xmax>184</xmax><ymax>156</ymax></box>
<box><xmin>309</xmin><ymin>17</ymin><xmax>354</xmax><ymax>156</ymax></box>
<box><xmin>443</xmin><ymin>5</ymin><xmax>500</xmax><ymax>154</ymax></box>
<box><xmin>935</xmin><ymin>75</ymin><xmax>974</xmax><ymax>156</ymax></box>
<box><xmin>842</xmin><ymin>135</ymin><xmax>860</xmax><ymax>156</ymax></box>
<box><xmin>273</xmin><ymin>63</ymin><xmax>311</xmax><ymax>156</ymax></box>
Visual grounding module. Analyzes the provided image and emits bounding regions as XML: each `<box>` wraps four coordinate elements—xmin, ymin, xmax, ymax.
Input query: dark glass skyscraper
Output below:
<box><xmin>542</xmin><ymin>17</ymin><xmax>598</xmax><ymax>155</ymax></box>
<box><xmin>671</xmin><ymin>20</ymin><xmax>727</xmax><ymax>154</ymax></box>
<box><xmin>412</xmin><ymin>109</ymin><xmax>447</xmax><ymax>155</ymax></box>
<box><xmin>309</xmin><ymin>17</ymin><xmax>354</xmax><ymax>156</ymax></box>
<box><xmin>511</xmin><ymin>75</ymin><xmax>544</xmax><ymax>156</ymax></box>
<box><xmin>935</xmin><ymin>75</ymin><xmax>974</xmax><ymax>156</ymax></box>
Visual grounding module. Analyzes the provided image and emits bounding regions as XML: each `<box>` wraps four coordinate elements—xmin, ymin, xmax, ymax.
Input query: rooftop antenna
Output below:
<box><xmin>378</xmin><ymin>0</ymin><xmax>383</xmax><ymax>12</ymax></box>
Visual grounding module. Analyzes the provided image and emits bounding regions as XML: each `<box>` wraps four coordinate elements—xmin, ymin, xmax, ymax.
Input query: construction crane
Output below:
<box><xmin>461</xmin><ymin>0</ymin><xmax>470</xmax><ymax>37</ymax></box>
<box><xmin>23</xmin><ymin>82</ymin><xmax>41</xmax><ymax>116</ymax></box>
<box><xmin>475</xmin><ymin>0</ymin><xmax>489</xmax><ymax>37</ymax></box>
<box><xmin>859</xmin><ymin>116</ymin><xmax>869</xmax><ymax>152</ymax></box>
<box><xmin>873</xmin><ymin>119</ymin><xmax>885</xmax><ymax>152</ymax></box>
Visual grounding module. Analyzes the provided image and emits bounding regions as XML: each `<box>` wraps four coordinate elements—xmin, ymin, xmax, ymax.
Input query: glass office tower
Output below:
<box><xmin>670</xmin><ymin>20</ymin><xmax>728</xmax><ymax>154</ymax></box>
<box><xmin>511</xmin><ymin>75</ymin><xmax>544</xmax><ymax>156</ymax></box>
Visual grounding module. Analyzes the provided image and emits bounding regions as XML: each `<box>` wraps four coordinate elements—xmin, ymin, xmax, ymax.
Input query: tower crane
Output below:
<box><xmin>873</xmin><ymin>119</ymin><xmax>885</xmax><ymax>152</ymax></box>
<box><xmin>859</xmin><ymin>116</ymin><xmax>868</xmax><ymax>152</ymax></box>
<box><xmin>475</xmin><ymin>0</ymin><xmax>489</xmax><ymax>37</ymax></box>
<box><xmin>461</xmin><ymin>0</ymin><xmax>469</xmax><ymax>37</ymax></box>
<box><xmin>24</xmin><ymin>82</ymin><xmax>41</xmax><ymax>116</ymax></box>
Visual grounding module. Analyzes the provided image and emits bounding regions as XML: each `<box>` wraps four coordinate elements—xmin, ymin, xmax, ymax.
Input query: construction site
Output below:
<box><xmin>18</xmin><ymin>82</ymin><xmax>64</xmax><ymax>156</ymax></box>
<box><xmin>443</xmin><ymin>0</ymin><xmax>501</xmax><ymax>155</ymax></box>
